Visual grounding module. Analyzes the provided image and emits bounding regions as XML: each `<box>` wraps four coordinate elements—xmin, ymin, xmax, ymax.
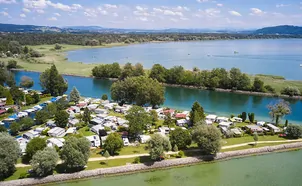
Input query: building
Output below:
<box><xmin>91</xmin><ymin>118</ymin><xmax>104</xmax><ymax>125</ymax></box>
<box><xmin>95</xmin><ymin>108</ymin><xmax>108</xmax><ymax>114</ymax></box>
<box><xmin>230</xmin><ymin>128</ymin><xmax>242</xmax><ymax>137</ymax></box>
<box><xmin>219</xmin><ymin>122</ymin><xmax>233</xmax><ymax>128</ymax></box>
<box><xmin>206</xmin><ymin>115</ymin><xmax>217</xmax><ymax>122</ymax></box>
<box><xmin>91</xmin><ymin>124</ymin><xmax>105</xmax><ymax>134</ymax></box>
<box><xmin>47</xmin><ymin>138</ymin><xmax>65</xmax><ymax>148</ymax></box>
<box><xmin>232</xmin><ymin>117</ymin><xmax>243</xmax><ymax>123</ymax></box>
<box><xmin>139</xmin><ymin>135</ymin><xmax>151</xmax><ymax>143</ymax></box>
<box><xmin>47</xmin><ymin>127</ymin><xmax>66</xmax><ymax>137</ymax></box>
<box><xmin>46</xmin><ymin>120</ymin><xmax>56</xmax><ymax>128</ymax></box>
<box><xmin>158</xmin><ymin>127</ymin><xmax>170</xmax><ymax>134</ymax></box>
<box><xmin>176</xmin><ymin>119</ymin><xmax>188</xmax><ymax>126</ymax></box>
<box><xmin>257</xmin><ymin>121</ymin><xmax>266</xmax><ymax>126</ymax></box>
<box><xmin>216</xmin><ymin>117</ymin><xmax>229</xmax><ymax>123</ymax></box>
<box><xmin>246</xmin><ymin>125</ymin><xmax>264</xmax><ymax>133</ymax></box>
<box><xmin>66</xmin><ymin>127</ymin><xmax>77</xmax><ymax>135</ymax></box>
<box><xmin>68</xmin><ymin>119</ymin><xmax>80</xmax><ymax>127</ymax></box>
<box><xmin>23</xmin><ymin>130</ymin><xmax>40</xmax><ymax>140</ymax></box>
<box><xmin>267</xmin><ymin>124</ymin><xmax>281</xmax><ymax>133</ymax></box>
<box><xmin>86</xmin><ymin>135</ymin><xmax>101</xmax><ymax>147</ymax></box>
<box><xmin>123</xmin><ymin>138</ymin><xmax>130</xmax><ymax>146</ymax></box>
<box><xmin>175</xmin><ymin>113</ymin><xmax>187</xmax><ymax>119</ymax></box>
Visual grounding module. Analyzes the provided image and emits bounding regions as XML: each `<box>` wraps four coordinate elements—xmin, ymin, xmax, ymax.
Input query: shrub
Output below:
<box><xmin>133</xmin><ymin>157</ymin><xmax>140</xmax><ymax>164</ymax></box>
<box><xmin>177</xmin><ymin>150</ymin><xmax>184</xmax><ymax>158</ymax></box>
<box><xmin>18</xmin><ymin>172</ymin><xmax>29</xmax><ymax>179</ymax></box>
<box><xmin>281</xmin><ymin>86</ymin><xmax>301</xmax><ymax>96</ymax></box>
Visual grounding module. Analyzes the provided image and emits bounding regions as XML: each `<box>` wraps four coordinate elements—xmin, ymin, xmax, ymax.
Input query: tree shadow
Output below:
<box><xmin>55</xmin><ymin>164</ymin><xmax>85</xmax><ymax>174</ymax></box>
<box><xmin>139</xmin><ymin>156</ymin><xmax>155</xmax><ymax>166</ymax></box>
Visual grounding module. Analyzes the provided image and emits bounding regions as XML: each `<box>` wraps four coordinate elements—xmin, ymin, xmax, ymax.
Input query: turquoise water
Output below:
<box><xmin>14</xmin><ymin>71</ymin><xmax>302</xmax><ymax>123</ymax></box>
<box><xmin>67</xmin><ymin>39</ymin><xmax>302</xmax><ymax>80</ymax></box>
<box><xmin>50</xmin><ymin>150</ymin><xmax>302</xmax><ymax>186</ymax></box>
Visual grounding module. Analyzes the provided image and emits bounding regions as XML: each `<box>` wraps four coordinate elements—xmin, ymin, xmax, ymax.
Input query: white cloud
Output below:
<box><xmin>136</xmin><ymin>6</ymin><xmax>147</xmax><ymax>11</ymax></box>
<box><xmin>276</xmin><ymin>4</ymin><xmax>290</xmax><ymax>8</ymax></box>
<box><xmin>48</xmin><ymin>16</ymin><xmax>57</xmax><ymax>21</ymax></box>
<box><xmin>216</xmin><ymin>3</ymin><xmax>223</xmax><ymax>7</ymax></box>
<box><xmin>72</xmin><ymin>4</ymin><xmax>82</xmax><ymax>9</ymax></box>
<box><xmin>36</xmin><ymin>9</ymin><xmax>44</xmax><ymax>14</ymax></box>
<box><xmin>84</xmin><ymin>9</ymin><xmax>97</xmax><ymax>17</ymax></box>
<box><xmin>153</xmin><ymin>8</ymin><xmax>163</xmax><ymax>12</ymax></box>
<box><xmin>229</xmin><ymin>10</ymin><xmax>242</xmax><ymax>16</ymax></box>
<box><xmin>195</xmin><ymin>8</ymin><xmax>220</xmax><ymax>17</ymax></box>
<box><xmin>175</xmin><ymin>6</ymin><xmax>190</xmax><ymax>11</ymax></box>
<box><xmin>170</xmin><ymin>18</ymin><xmax>178</xmax><ymax>22</ymax></box>
<box><xmin>100</xmin><ymin>10</ymin><xmax>108</xmax><ymax>15</ymax></box>
<box><xmin>103</xmin><ymin>4</ymin><xmax>117</xmax><ymax>9</ymax></box>
<box><xmin>0</xmin><ymin>11</ymin><xmax>9</xmax><ymax>16</ymax></box>
<box><xmin>23</xmin><ymin>8</ymin><xmax>31</xmax><ymax>13</ymax></box>
<box><xmin>54</xmin><ymin>12</ymin><xmax>61</xmax><ymax>16</ymax></box>
<box><xmin>197</xmin><ymin>0</ymin><xmax>210</xmax><ymax>2</ymax></box>
<box><xmin>133</xmin><ymin>11</ymin><xmax>150</xmax><ymax>16</ymax></box>
<box><xmin>0</xmin><ymin>0</ymin><xmax>16</xmax><ymax>4</ymax></box>
<box><xmin>137</xmin><ymin>17</ymin><xmax>148</xmax><ymax>21</ymax></box>
<box><xmin>20</xmin><ymin>13</ymin><xmax>26</xmax><ymax>18</ymax></box>
<box><xmin>113</xmin><ymin>12</ymin><xmax>118</xmax><ymax>17</ymax></box>
<box><xmin>47</xmin><ymin>2</ymin><xmax>72</xmax><ymax>11</ymax></box>
<box><xmin>23</xmin><ymin>0</ymin><xmax>49</xmax><ymax>9</ymax></box>
<box><xmin>250</xmin><ymin>8</ymin><xmax>265</xmax><ymax>16</ymax></box>
<box><xmin>163</xmin><ymin>10</ymin><xmax>183</xmax><ymax>16</ymax></box>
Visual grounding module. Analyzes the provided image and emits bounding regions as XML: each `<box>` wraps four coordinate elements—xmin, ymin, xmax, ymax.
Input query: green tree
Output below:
<box><xmin>20</xmin><ymin>76</ymin><xmax>34</xmax><ymax>89</ymax></box>
<box><xmin>125</xmin><ymin>106</ymin><xmax>151</xmax><ymax>138</ymax></box>
<box><xmin>0</xmin><ymin>68</ymin><xmax>7</xmax><ymax>86</ymax></box>
<box><xmin>10</xmin><ymin>86</ymin><xmax>24</xmax><ymax>105</ymax></box>
<box><xmin>5</xmin><ymin>91</ymin><xmax>14</xmax><ymax>105</ymax></box>
<box><xmin>30</xmin><ymin>147</ymin><xmax>59</xmax><ymax>177</ymax></box>
<box><xmin>40</xmin><ymin>65</ymin><xmax>68</xmax><ymax>96</ymax></box>
<box><xmin>103</xmin><ymin>133</ymin><xmax>124</xmax><ymax>155</ymax></box>
<box><xmin>133</xmin><ymin>63</ymin><xmax>145</xmax><ymax>76</ymax></box>
<box><xmin>103</xmin><ymin>150</ymin><xmax>110</xmax><ymax>165</ymax></box>
<box><xmin>241</xmin><ymin>112</ymin><xmax>247</xmax><ymax>122</ymax></box>
<box><xmin>166</xmin><ymin>66</ymin><xmax>184</xmax><ymax>84</ymax></box>
<box><xmin>8</xmin><ymin>41</ymin><xmax>22</xmax><ymax>54</ymax></box>
<box><xmin>6</xmin><ymin>60</ymin><xmax>17</xmax><ymax>70</ymax></box>
<box><xmin>0</xmin><ymin>125</ymin><xmax>6</xmax><ymax>132</ymax></box>
<box><xmin>101</xmin><ymin>94</ymin><xmax>108</xmax><ymax>100</ymax></box>
<box><xmin>192</xmin><ymin>125</ymin><xmax>221</xmax><ymax>155</ymax></box>
<box><xmin>163</xmin><ymin>113</ymin><xmax>175</xmax><ymax>128</ymax></box>
<box><xmin>19</xmin><ymin>117</ymin><xmax>34</xmax><ymax>131</ymax></box>
<box><xmin>25</xmin><ymin>94</ymin><xmax>34</xmax><ymax>105</ymax></box>
<box><xmin>9</xmin><ymin>122</ymin><xmax>20</xmax><ymax>136</ymax></box>
<box><xmin>111</xmin><ymin>76</ymin><xmax>165</xmax><ymax>107</ymax></box>
<box><xmin>148</xmin><ymin>133</ymin><xmax>171</xmax><ymax>160</ymax></box>
<box><xmin>55</xmin><ymin>110</ymin><xmax>69</xmax><ymax>128</ymax></box>
<box><xmin>35</xmin><ymin>110</ymin><xmax>49</xmax><ymax>125</ymax></box>
<box><xmin>82</xmin><ymin>107</ymin><xmax>91</xmax><ymax>124</ymax></box>
<box><xmin>173</xmin><ymin>144</ymin><xmax>178</xmax><ymax>152</ymax></box>
<box><xmin>60</xmin><ymin>137</ymin><xmax>90</xmax><ymax>170</ymax></box>
<box><xmin>189</xmin><ymin>101</ymin><xmax>205</xmax><ymax>126</ymax></box>
<box><xmin>285</xmin><ymin>120</ymin><xmax>289</xmax><ymax>127</ymax></box>
<box><xmin>54</xmin><ymin>43</ymin><xmax>62</xmax><ymax>50</ymax></box>
<box><xmin>0</xmin><ymin>133</ymin><xmax>20</xmax><ymax>179</ymax></box>
<box><xmin>24</xmin><ymin>137</ymin><xmax>47</xmax><ymax>162</ymax></box>
<box><xmin>32</xmin><ymin>92</ymin><xmax>40</xmax><ymax>103</ymax></box>
<box><xmin>267</xmin><ymin>99</ymin><xmax>291</xmax><ymax>125</ymax></box>
<box><xmin>149</xmin><ymin>64</ymin><xmax>167</xmax><ymax>82</ymax></box>
<box><xmin>169</xmin><ymin>128</ymin><xmax>192</xmax><ymax>150</ymax></box>
<box><xmin>253</xmin><ymin>77</ymin><xmax>265</xmax><ymax>92</ymax></box>
<box><xmin>248</xmin><ymin>113</ymin><xmax>255</xmax><ymax>123</ymax></box>
<box><xmin>150</xmin><ymin>110</ymin><xmax>158</xmax><ymax>125</ymax></box>
<box><xmin>5</xmin><ymin>73</ymin><xmax>16</xmax><ymax>87</ymax></box>
<box><xmin>253</xmin><ymin>132</ymin><xmax>258</xmax><ymax>145</ymax></box>
<box><xmin>264</xmin><ymin>85</ymin><xmax>276</xmax><ymax>93</ymax></box>
<box><xmin>69</xmin><ymin>87</ymin><xmax>80</xmax><ymax>103</ymax></box>
<box><xmin>120</xmin><ymin>62</ymin><xmax>134</xmax><ymax>80</ymax></box>
<box><xmin>46</xmin><ymin>103</ymin><xmax>57</xmax><ymax>117</ymax></box>
<box><xmin>23</xmin><ymin>46</ymin><xmax>29</xmax><ymax>54</ymax></box>
<box><xmin>286</xmin><ymin>125</ymin><xmax>302</xmax><ymax>139</ymax></box>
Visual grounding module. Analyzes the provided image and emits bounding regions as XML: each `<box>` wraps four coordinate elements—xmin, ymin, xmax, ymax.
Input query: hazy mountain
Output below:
<box><xmin>254</xmin><ymin>25</ymin><xmax>302</xmax><ymax>35</ymax></box>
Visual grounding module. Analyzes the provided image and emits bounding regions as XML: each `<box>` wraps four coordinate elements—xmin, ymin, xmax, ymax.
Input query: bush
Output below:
<box><xmin>133</xmin><ymin>157</ymin><xmax>140</xmax><ymax>164</ymax></box>
<box><xmin>18</xmin><ymin>172</ymin><xmax>29</xmax><ymax>179</ymax></box>
<box><xmin>281</xmin><ymin>86</ymin><xmax>301</xmax><ymax>96</ymax></box>
<box><xmin>177</xmin><ymin>150</ymin><xmax>184</xmax><ymax>158</ymax></box>
<box><xmin>7</xmin><ymin>60</ymin><xmax>17</xmax><ymax>69</ymax></box>
<box><xmin>7</xmin><ymin>108</ymin><xmax>14</xmax><ymax>113</ymax></box>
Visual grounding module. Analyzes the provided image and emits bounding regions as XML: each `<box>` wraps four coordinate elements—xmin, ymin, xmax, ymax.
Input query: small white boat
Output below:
<box><xmin>300</xmin><ymin>64</ymin><xmax>302</xmax><ymax>67</ymax></box>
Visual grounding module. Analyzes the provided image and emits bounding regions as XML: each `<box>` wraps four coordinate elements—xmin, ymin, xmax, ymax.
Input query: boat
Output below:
<box><xmin>300</xmin><ymin>64</ymin><xmax>302</xmax><ymax>67</ymax></box>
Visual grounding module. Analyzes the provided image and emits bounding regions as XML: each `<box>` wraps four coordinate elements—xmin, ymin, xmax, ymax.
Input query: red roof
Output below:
<box><xmin>77</xmin><ymin>103</ymin><xmax>87</xmax><ymax>107</ymax></box>
<box><xmin>0</xmin><ymin>110</ymin><xmax>6</xmax><ymax>115</ymax></box>
<box><xmin>163</xmin><ymin>109</ymin><xmax>175</xmax><ymax>114</ymax></box>
<box><xmin>175</xmin><ymin>113</ymin><xmax>187</xmax><ymax>118</ymax></box>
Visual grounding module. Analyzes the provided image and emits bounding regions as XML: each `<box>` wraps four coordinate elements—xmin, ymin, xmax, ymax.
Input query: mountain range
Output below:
<box><xmin>0</xmin><ymin>23</ymin><xmax>301</xmax><ymax>35</ymax></box>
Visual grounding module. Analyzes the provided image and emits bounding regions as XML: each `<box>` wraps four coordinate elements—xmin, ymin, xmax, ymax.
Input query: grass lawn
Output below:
<box><xmin>220</xmin><ymin>142</ymin><xmax>298</xmax><ymax>152</ymax></box>
<box><xmin>89</xmin><ymin>144</ymin><xmax>148</xmax><ymax>158</ymax></box>
<box><xmin>4</xmin><ymin>167</ymin><xmax>31</xmax><ymax>181</ymax></box>
<box><xmin>108</xmin><ymin>111</ymin><xmax>125</xmax><ymax>119</ymax></box>
<box><xmin>222</xmin><ymin>135</ymin><xmax>286</xmax><ymax>146</ymax></box>
<box><xmin>85</xmin><ymin>158</ymin><xmax>136</xmax><ymax>170</ymax></box>
<box><xmin>78</xmin><ymin>126</ymin><xmax>95</xmax><ymax>137</ymax></box>
<box><xmin>21</xmin><ymin>96</ymin><xmax>52</xmax><ymax>110</ymax></box>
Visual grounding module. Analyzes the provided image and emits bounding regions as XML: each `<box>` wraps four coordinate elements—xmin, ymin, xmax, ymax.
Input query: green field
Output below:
<box><xmin>220</xmin><ymin>142</ymin><xmax>298</xmax><ymax>152</ymax></box>
<box><xmin>222</xmin><ymin>135</ymin><xmax>286</xmax><ymax>146</ymax></box>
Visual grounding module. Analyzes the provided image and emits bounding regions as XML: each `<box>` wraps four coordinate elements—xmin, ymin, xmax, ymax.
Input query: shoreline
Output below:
<box><xmin>13</xmin><ymin>69</ymin><xmax>302</xmax><ymax>100</ymax></box>
<box><xmin>2</xmin><ymin>142</ymin><xmax>302</xmax><ymax>186</ymax></box>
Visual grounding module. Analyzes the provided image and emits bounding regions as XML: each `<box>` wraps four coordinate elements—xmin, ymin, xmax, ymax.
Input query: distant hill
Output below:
<box><xmin>254</xmin><ymin>25</ymin><xmax>302</xmax><ymax>35</ymax></box>
<box><xmin>0</xmin><ymin>23</ymin><xmax>64</xmax><ymax>33</ymax></box>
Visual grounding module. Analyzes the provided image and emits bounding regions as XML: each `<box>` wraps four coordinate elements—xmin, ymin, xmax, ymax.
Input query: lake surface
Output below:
<box><xmin>49</xmin><ymin>150</ymin><xmax>302</xmax><ymax>186</ymax></box>
<box><xmin>67</xmin><ymin>39</ymin><xmax>302</xmax><ymax>80</ymax></box>
<box><xmin>14</xmin><ymin>71</ymin><xmax>302</xmax><ymax>124</ymax></box>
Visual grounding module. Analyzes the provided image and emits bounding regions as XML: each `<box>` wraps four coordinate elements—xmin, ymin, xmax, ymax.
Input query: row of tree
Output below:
<box><xmin>0</xmin><ymin>33</ymin><xmax>300</xmax><ymax>47</ymax></box>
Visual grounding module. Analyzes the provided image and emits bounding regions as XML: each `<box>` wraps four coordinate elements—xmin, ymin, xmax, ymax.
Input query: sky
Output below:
<box><xmin>0</xmin><ymin>0</ymin><xmax>302</xmax><ymax>29</ymax></box>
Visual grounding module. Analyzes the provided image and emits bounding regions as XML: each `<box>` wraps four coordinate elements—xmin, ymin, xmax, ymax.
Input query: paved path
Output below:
<box><xmin>16</xmin><ymin>139</ymin><xmax>302</xmax><ymax>168</ymax></box>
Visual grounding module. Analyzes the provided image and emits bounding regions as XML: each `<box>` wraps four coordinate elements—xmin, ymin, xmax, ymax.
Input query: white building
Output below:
<box><xmin>87</xmin><ymin>104</ymin><xmax>98</xmax><ymax>111</ymax></box>
<box><xmin>47</xmin><ymin>127</ymin><xmax>65</xmax><ymax>137</ymax></box>
<box><xmin>257</xmin><ymin>121</ymin><xmax>266</xmax><ymax>126</ymax></box>
<box><xmin>216</xmin><ymin>117</ymin><xmax>229</xmax><ymax>123</ymax></box>
<box><xmin>267</xmin><ymin>124</ymin><xmax>281</xmax><ymax>133</ymax></box>
<box><xmin>158</xmin><ymin>127</ymin><xmax>170</xmax><ymax>134</ymax></box>
<box><xmin>123</xmin><ymin>138</ymin><xmax>130</xmax><ymax>146</ymax></box>
<box><xmin>23</xmin><ymin>130</ymin><xmax>40</xmax><ymax>140</ymax></box>
<box><xmin>206</xmin><ymin>115</ymin><xmax>217</xmax><ymax>122</ymax></box>
<box><xmin>91</xmin><ymin>118</ymin><xmax>104</xmax><ymax>125</ymax></box>
<box><xmin>47</xmin><ymin>138</ymin><xmax>65</xmax><ymax>148</ymax></box>
<box><xmin>86</xmin><ymin>135</ymin><xmax>101</xmax><ymax>147</ymax></box>
<box><xmin>219</xmin><ymin>122</ymin><xmax>233</xmax><ymax>128</ymax></box>
<box><xmin>68</xmin><ymin>119</ymin><xmax>80</xmax><ymax>126</ymax></box>
<box><xmin>232</xmin><ymin>117</ymin><xmax>243</xmax><ymax>123</ymax></box>
<box><xmin>66</xmin><ymin>127</ymin><xmax>77</xmax><ymax>135</ymax></box>
<box><xmin>139</xmin><ymin>135</ymin><xmax>151</xmax><ymax>144</ymax></box>
<box><xmin>176</xmin><ymin>119</ymin><xmax>188</xmax><ymax>126</ymax></box>
<box><xmin>91</xmin><ymin>124</ymin><xmax>105</xmax><ymax>134</ymax></box>
<box><xmin>95</xmin><ymin>108</ymin><xmax>108</xmax><ymax>114</ymax></box>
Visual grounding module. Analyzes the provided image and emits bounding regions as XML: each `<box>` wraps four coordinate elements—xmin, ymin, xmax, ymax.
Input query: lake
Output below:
<box><xmin>14</xmin><ymin>71</ymin><xmax>302</xmax><ymax>124</ymax></box>
<box><xmin>48</xmin><ymin>150</ymin><xmax>302</xmax><ymax>186</ymax></box>
<box><xmin>67</xmin><ymin>39</ymin><xmax>302</xmax><ymax>80</ymax></box>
